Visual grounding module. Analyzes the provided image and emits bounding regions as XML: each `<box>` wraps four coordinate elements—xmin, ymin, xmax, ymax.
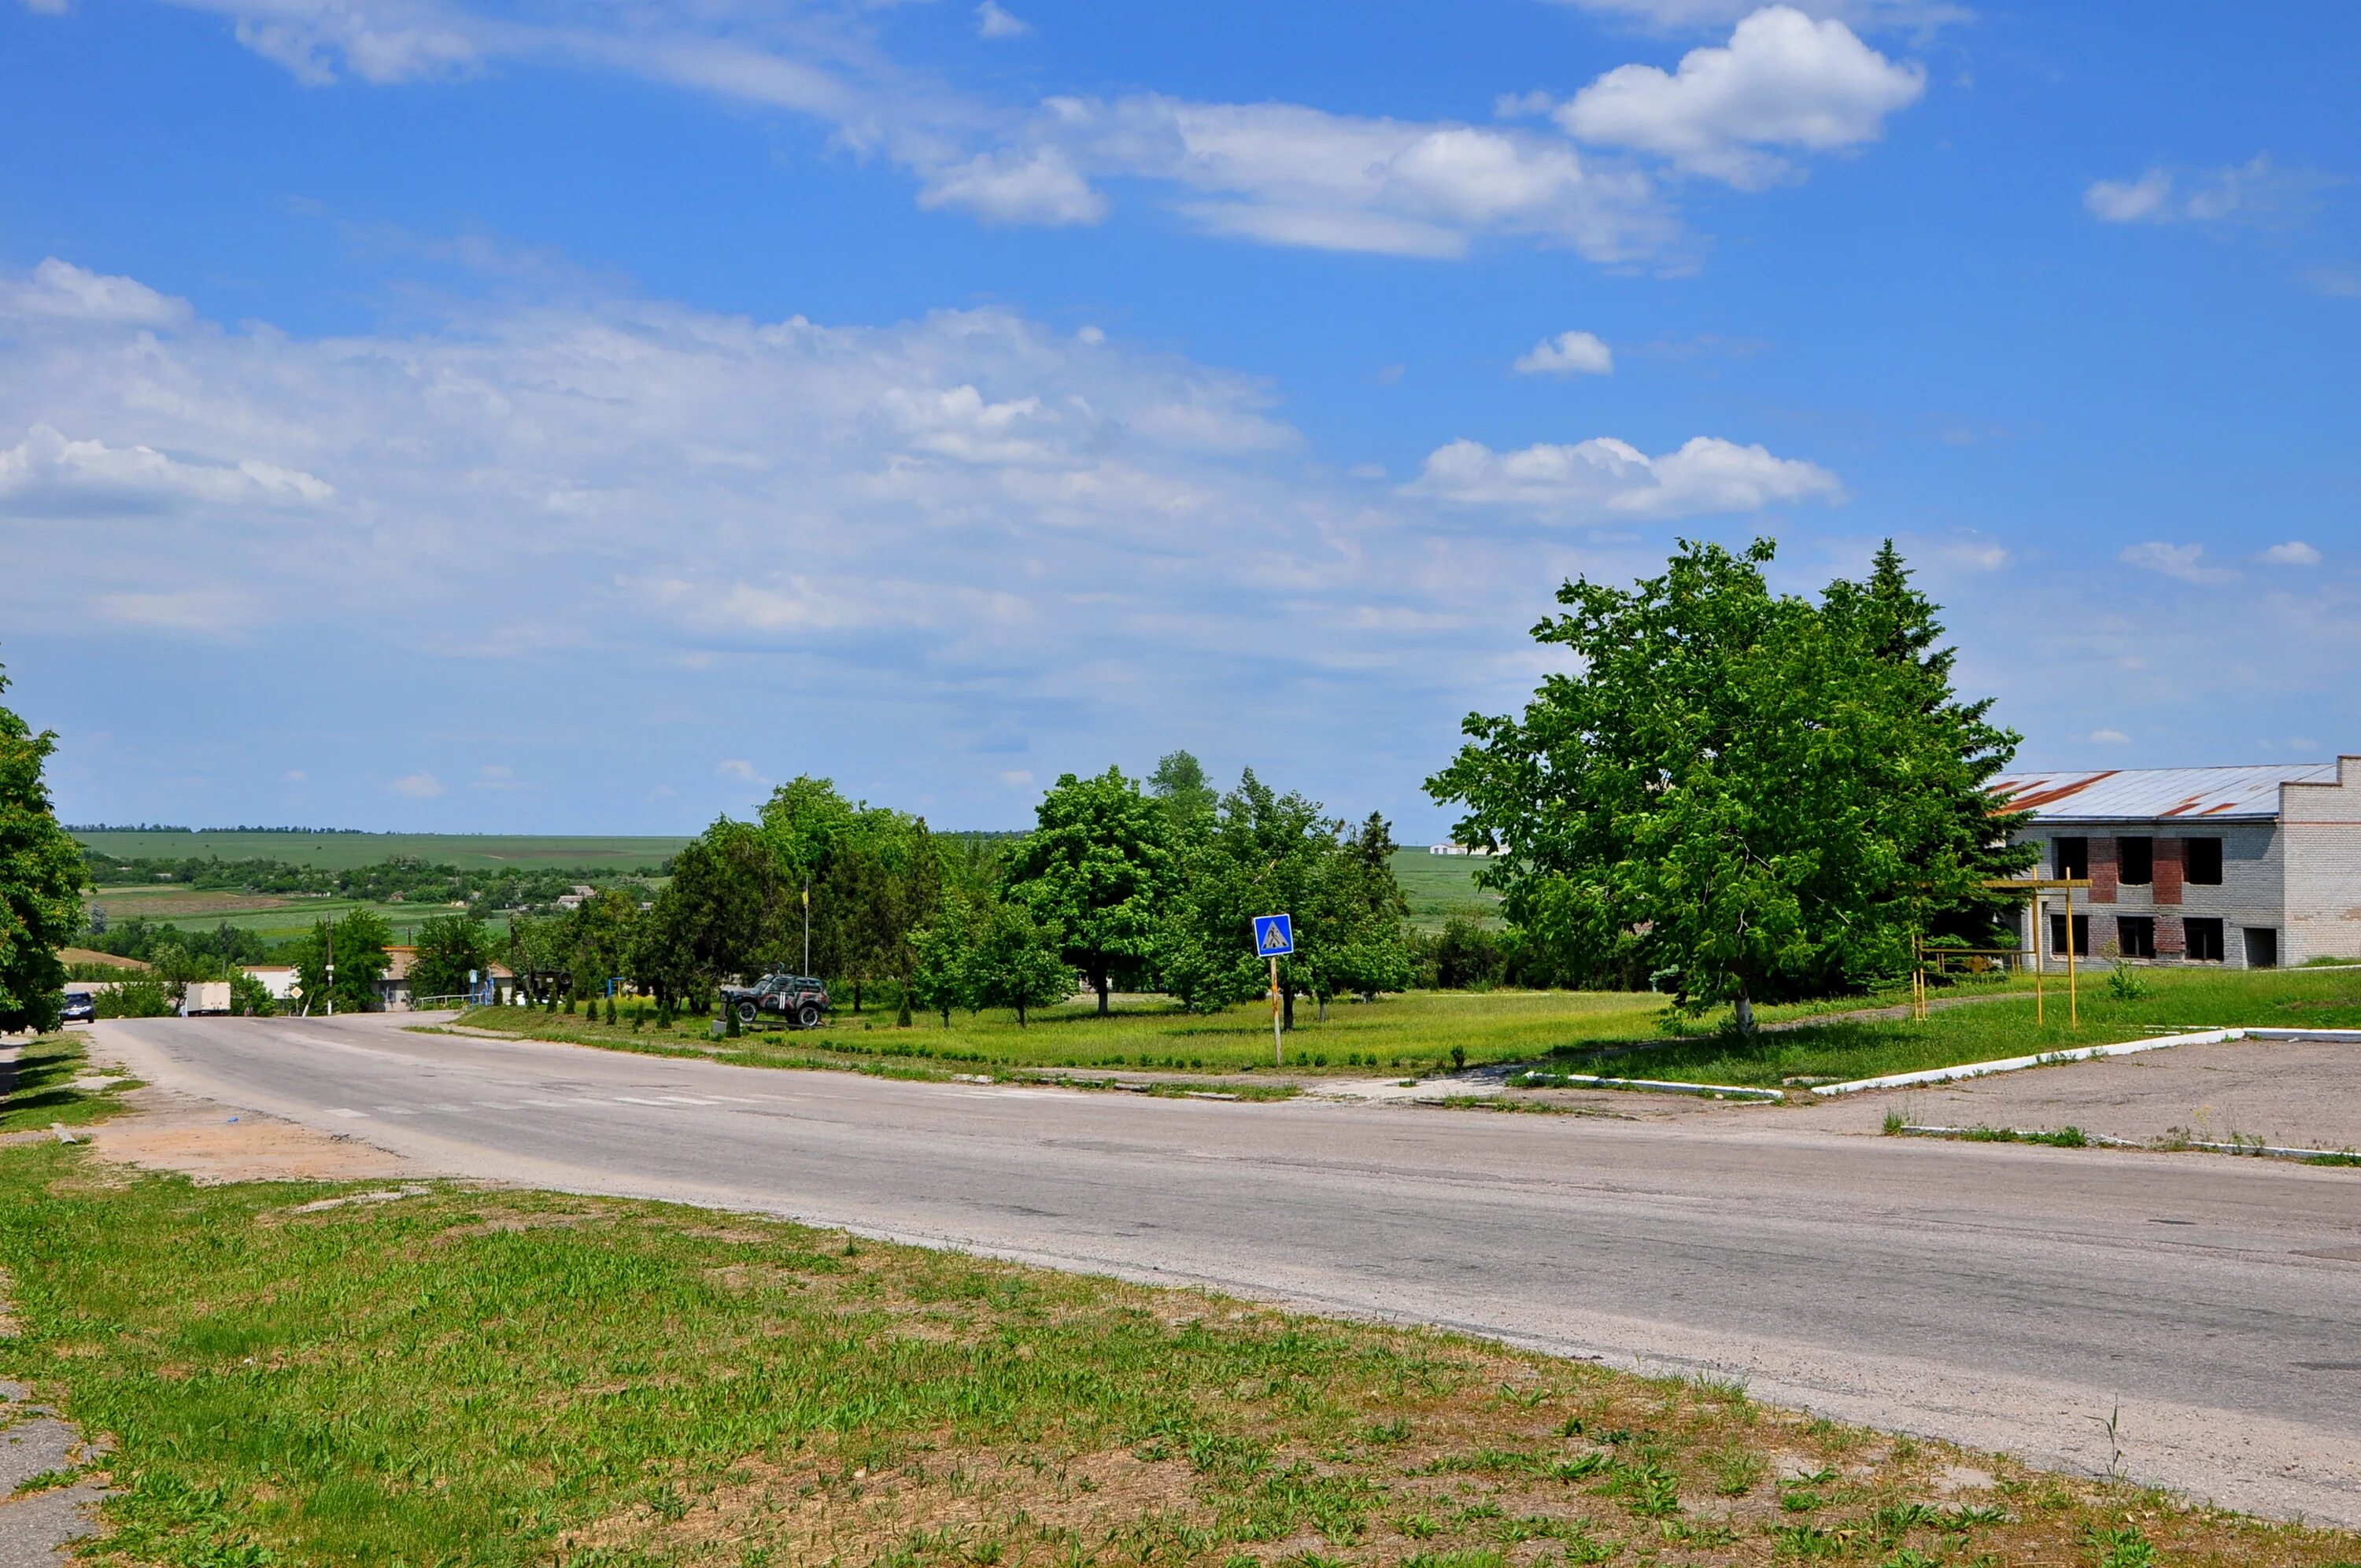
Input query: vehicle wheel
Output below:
<box><xmin>736</xmin><ymin>1000</ymin><xmax>759</xmax><ymax>1026</ymax></box>
<box><xmin>796</xmin><ymin>1002</ymin><xmax>822</xmax><ymax>1029</ymax></box>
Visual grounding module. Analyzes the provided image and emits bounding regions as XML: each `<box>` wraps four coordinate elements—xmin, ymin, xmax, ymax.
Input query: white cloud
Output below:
<box><xmin>1546</xmin><ymin>0</ymin><xmax>1968</xmax><ymax>29</ymax></box>
<box><xmin>2119</xmin><ymin>541</ymin><xmax>2234</xmax><ymax>585</ymax></box>
<box><xmin>125</xmin><ymin>0</ymin><xmax>1907</xmax><ymax>264</ymax></box>
<box><xmin>717</xmin><ymin>760</ymin><xmax>759</xmax><ymax>780</ymax></box>
<box><xmin>2088</xmin><ymin>729</ymin><xmax>2131</xmax><ymax>745</ymax></box>
<box><xmin>1022</xmin><ymin>95</ymin><xmax>1673</xmax><ymax>260</ymax></box>
<box><xmin>918</xmin><ymin>147</ymin><xmax>1107</xmax><ymax>226</ymax></box>
<box><xmin>1556</xmin><ymin>6</ymin><xmax>1925</xmax><ymax>187</ymax></box>
<box><xmin>20</xmin><ymin>0</ymin><xmax>72</xmax><ymax>13</ymax></box>
<box><xmin>0</xmin><ymin>422</ymin><xmax>332</xmax><ymax>516</ymax></box>
<box><xmin>389</xmin><ymin>771</ymin><xmax>446</xmax><ymax>798</ymax></box>
<box><xmin>1407</xmin><ymin>434</ymin><xmax>1841</xmax><ymax>519</ymax></box>
<box><xmin>2084</xmin><ymin>157</ymin><xmax>2319</xmax><ymax>226</ymax></box>
<box><xmin>2259</xmin><ymin>540</ymin><xmax>2322</xmax><ymax>566</ymax></box>
<box><xmin>1513</xmin><ymin>330</ymin><xmax>1616</xmax><ymax>376</ymax></box>
<box><xmin>2083</xmin><ymin>171</ymin><xmax>2171</xmax><ymax>223</ymax></box>
<box><xmin>975</xmin><ymin>1</ymin><xmax>1030</xmax><ymax>39</ymax></box>
<box><xmin>0</xmin><ymin>258</ymin><xmax>190</xmax><ymax>327</ymax></box>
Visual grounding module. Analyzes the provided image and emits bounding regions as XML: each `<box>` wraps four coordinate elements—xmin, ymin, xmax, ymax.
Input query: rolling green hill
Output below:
<box><xmin>72</xmin><ymin>831</ymin><xmax>690</xmax><ymax>873</ymax></box>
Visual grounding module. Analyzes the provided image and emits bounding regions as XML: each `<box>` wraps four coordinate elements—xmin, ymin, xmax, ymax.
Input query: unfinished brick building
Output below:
<box><xmin>1990</xmin><ymin>758</ymin><xmax>2361</xmax><ymax>969</ymax></box>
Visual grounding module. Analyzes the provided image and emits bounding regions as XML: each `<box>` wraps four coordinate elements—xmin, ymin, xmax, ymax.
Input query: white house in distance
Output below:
<box><xmin>1991</xmin><ymin>757</ymin><xmax>2361</xmax><ymax>969</ymax></box>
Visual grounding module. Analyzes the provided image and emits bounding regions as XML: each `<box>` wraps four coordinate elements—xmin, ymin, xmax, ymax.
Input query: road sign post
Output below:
<box><xmin>1252</xmin><ymin>915</ymin><xmax>1294</xmax><ymax>1067</ymax></box>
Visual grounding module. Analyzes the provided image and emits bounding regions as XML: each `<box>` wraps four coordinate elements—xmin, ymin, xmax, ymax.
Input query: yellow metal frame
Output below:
<box><xmin>1910</xmin><ymin>878</ymin><xmax>2093</xmax><ymax>1028</ymax></box>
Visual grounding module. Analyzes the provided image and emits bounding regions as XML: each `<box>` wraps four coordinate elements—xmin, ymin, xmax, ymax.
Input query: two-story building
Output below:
<box><xmin>1991</xmin><ymin>757</ymin><xmax>2361</xmax><ymax>969</ymax></box>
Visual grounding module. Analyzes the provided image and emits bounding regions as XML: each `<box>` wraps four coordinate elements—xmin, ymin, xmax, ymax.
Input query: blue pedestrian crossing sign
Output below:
<box><xmin>1253</xmin><ymin>913</ymin><xmax>1295</xmax><ymax>957</ymax></box>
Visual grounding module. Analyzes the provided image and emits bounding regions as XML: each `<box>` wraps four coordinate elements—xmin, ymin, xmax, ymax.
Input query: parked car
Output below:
<box><xmin>717</xmin><ymin>972</ymin><xmax>829</xmax><ymax>1030</ymax></box>
<box><xmin>59</xmin><ymin>990</ymin><xmax>95</xmax><ymax>1024</ymax></box>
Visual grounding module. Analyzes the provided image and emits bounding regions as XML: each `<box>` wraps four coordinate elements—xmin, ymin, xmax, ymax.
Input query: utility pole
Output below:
<box><xmin>325</xmin><ymin>915</ymin><xmax>336</xmax><ymax>1018</ymax></box>
<box><xmin>803</xmin><ymin>875</ymin><xmax>811</xmax><ymax>976</ymax></box>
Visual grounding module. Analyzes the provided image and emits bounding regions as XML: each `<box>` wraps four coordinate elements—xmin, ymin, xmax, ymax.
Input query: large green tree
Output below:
<box><xmin>290</xmin><ymin>908</ymin><xmax>393</xmax><ymax>1014</ymax></box>
<box><xmin>967</xmin><ymin>896</ymin><xmax>1071</xmax><ymax>1026</ymax></box>
<box><xmin>630</xmin><ymin>821</ymin><xmax>788</xmax><ymax>1006</ymax></box>
<box><xmin>1007</xmin><ymin>767</ymin><xmax>1169</xmax><ymax>1015</ymax></box>
<box><xmin>410</xmin><ymin>913</ymin><xmax>492</xmax><ymax>1005</ymax></box>
<box><xmin>1158</xmin><ymin>771</ymin><xmax>1413</xmax><ymax>1026</ymax></box>
<box><xmin>1427</xmin><ymin>539</ymin><xmax>2020</xmax><ymax>1037</ymax></box>
<box><xmin>0</xmin><ymin>665</ymin><xmax>84</xmax><ymax>1034</ymax></box>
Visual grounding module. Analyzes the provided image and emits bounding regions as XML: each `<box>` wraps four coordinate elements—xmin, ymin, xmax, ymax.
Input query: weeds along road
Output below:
<box><xmin>94</xmin><ymin>1013</ymin><xmax>2361</xmax><ymax>1526</ymax></box>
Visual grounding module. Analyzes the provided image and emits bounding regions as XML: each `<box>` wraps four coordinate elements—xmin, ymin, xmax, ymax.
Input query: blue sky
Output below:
<box><xmin>3</xmin><ymin>0</ymin><xmax>2357</xmax><ymax>836</ymax></box>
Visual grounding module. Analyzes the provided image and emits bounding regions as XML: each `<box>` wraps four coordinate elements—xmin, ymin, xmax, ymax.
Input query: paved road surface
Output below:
<box><xmin>89</xmin><ymin>1015</ymin><xmax>2361</xmax><ymax>1525</ymax></box>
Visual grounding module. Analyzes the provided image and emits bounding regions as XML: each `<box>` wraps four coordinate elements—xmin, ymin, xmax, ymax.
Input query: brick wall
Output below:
<box><xmin>2089</xmin><ymin>836</ymin><xmax>2119</xmax><ymax>903</ymax></box>
<box><xmin>2155</xmin><ymin>912</ymin><xmax>2185</xmax><ymax>957</ymax></box>
<box><xmin>2153</xmin><ymin>836</ymin><xmax>2184</xmax><ymax>906</ymax></box>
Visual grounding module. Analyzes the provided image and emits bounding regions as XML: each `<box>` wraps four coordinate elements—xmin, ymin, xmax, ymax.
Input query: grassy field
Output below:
<box><xmin>73</xmin><ymin>830</ymin><xmax>690</xmax><ymax>872</ymax></box>
<box><xmin>1389</xmin><ymin>849</ymin><xmax>1499</xmax><ymax>931</ymax></box>
<box><xmin>458</xmin><ymin>965</ymin><xmax>2361</xmax><ymax>1088</ymax></box>
<box><xmin>462</xmin><ymin>988</ymin><xmax>1683</xmax><ymax>1077</ymax></box>
<box><xmin>84</xmin><ymin>884</ymin><xmax>470</xmax><ymax>946</ymax></box>
<box><xmin>3</xmin><ymin>1144</ymin><xmax>2351</xmax><ymax>1568</ymax></box>
<box><xmin>0</xmin><ymin>1031</ymin><xmax>139</xmax><ymax>1134</ymax></box>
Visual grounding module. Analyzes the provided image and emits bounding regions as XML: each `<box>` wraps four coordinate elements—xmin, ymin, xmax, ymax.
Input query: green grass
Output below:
<box><xmin>464</xmin><ymin>987</ymin><xmax>1683</xmax><ymax>1077</ymax></box>
<box><xmin>1534</xmin><ymin>964</ymin><xmax>2361</xmax><ymax>1090</ymax></box>
<box><xmin>0</xmin><ymin>1031</ymin><xmax>138</xmax><ymax>1134</ymax></box>
<box><xmin>1388</xmin><ymin>849</ymin><xmax>1501</xmax><ymax>932</ymax></box>
<box><xmin>87</xmin><ymin>885</ymin><xmax>468</xmax><ymax>946</ymax></box>
<box><xmin>464</xmin><ymin>964</ymin><xmax>2361</xmax><ymax>1092</ymax></box>
<box><xmin>73</xmin><ymin>830</ymin><xmax>690</xmax><ymax>872</ymax></box>
<box><xmin>2</xmin><ymin>1144</ymin><xmax>2350</xmax><ymax>1568</ymax></box>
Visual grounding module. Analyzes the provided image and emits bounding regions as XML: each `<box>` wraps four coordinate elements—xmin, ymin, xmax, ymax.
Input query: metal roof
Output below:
<box><xmin>1990</xmin><ymin>763</ymin><xmax>2337</xmax><ymax>824</ymax></box>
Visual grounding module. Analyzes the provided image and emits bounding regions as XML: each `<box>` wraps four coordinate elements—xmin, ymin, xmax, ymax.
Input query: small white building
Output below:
<box><xmin>1993</xmin><ymin>757</ymin><xmax>2361</xmax><ymax>969</ymax></box>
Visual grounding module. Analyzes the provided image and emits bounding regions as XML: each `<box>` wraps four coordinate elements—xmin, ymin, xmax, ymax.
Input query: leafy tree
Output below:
<box><xmin>1427</xmin><ymin>539</ymin><xmax>2020</xmax><ymax>1037</ymax></box>
<box><xmin>507</xmin><ymin>913</ymin><xmax>575</xmax><ymax>1003</ymax></box>
<box><xmin>630</xmin><ymin>821</ymin><xmax>786</xmax><ymax>1005</ymax></box>
<box><xmin>94</xmin><ymin>976</ymin><xmax>174</xmax><ymax>1019</ymax></box>
<box><xmin>1007</xmin><ymin>767</ymin><xmax>1169</xmax><ymax>1015</ymax></box>
<box><xmin>1148</xmin><ymin>750</ymin><xmax>1219</xmax><ymax>843</ymax></box>
<box><xmin>228</xmin><ymin>969</ymin><xmax>277</xmax><ymax>1016</ymax></box>
<box><xmin>968</xmin><ymin>897</ymin><xmax>1070</xmax><ymax>1026</ymax></box>
<box><xmin>411</xmin><ymin>913</ymin><xmax>492</xmax><ymax>1004</ymax></box>
<box><xmin>288</xmin><ymin>909</ymin><xmax>393</xmax><ymax>1014</ymax></box>
<box><xmin>0</xmin><ymin>665</ymin><xmax>87</xmax><ymax>1033</ymax></box>
<box><xmin>567</xmin><ymin>888</ymin><xmax>640</xmax><ymax>1002</ymax></box>
<box><xmin>1158</xmin><ymin>771</ymin><xmax>1412</xmax><ymax>1026</ymax></box>
<box><xmin>909</xmin><ymin>895</ymin><xmax>984</xmax><ymax>1027</ymax></box>
<box><xmin>1823</xmin><ymin>540</ymin><xmax>2035</xmax><ymax>941</ymax></box>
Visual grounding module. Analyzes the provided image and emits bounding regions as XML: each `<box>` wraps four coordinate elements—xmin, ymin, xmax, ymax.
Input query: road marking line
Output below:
<box><xmin>328</xmin><ymin>1109</ymin><xmax>368</xmax><ymax>1119</ymax></box>
<box><xmin>652</xmin><ymin>1095</ymin><xmax>719</xmax><ymax>1106</ymax></box>
<box><xmin>610</xmin><ymin>1095</ymin><xmax>675</xmax><ymax>1106</ymax></box>
<box><xmin>376</xmin><ymin>1107</ymin><xmax>416</xmax><ymax>1116</ymax></box>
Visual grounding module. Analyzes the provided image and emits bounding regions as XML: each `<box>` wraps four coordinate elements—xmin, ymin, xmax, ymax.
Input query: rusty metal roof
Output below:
<box><xmin>1991</xmin><ymin>763</ymin><xmax>2336</xmax><ymax>823</ymax></box>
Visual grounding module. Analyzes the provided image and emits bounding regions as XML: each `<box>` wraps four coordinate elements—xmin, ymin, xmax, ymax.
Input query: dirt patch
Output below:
<box><xmin>567</xmin><ymin>1443</ymin><xmax>1214</xmax><ymax>1562</ymax></box>
<box><xmin>1786</xmin><ymin>1035</ymin><xmax>2361</xmax><ymax>1151</ymax></box>
<box><xmin>80</xmin><ymin>1084</ymin><xmax>425</xmax><ymax>1184</ymax></box>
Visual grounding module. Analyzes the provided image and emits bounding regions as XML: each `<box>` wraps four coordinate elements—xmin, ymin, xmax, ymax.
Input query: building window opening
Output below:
<box><xmin>2119</xmin><ymin>836</ymin><xmax>2152</xmax><ymax>886</ymax></box>
<box><xmin>2185</xmin><ymin>836</ymin><xmax>2223</xmax><ymax>885</ymax></box>
<box><xmin>2116</xmin><ymin>916</ymin><xmax>2155</xmax><ymax>959</ymax></box>
<box><xmin>2244</xmin><ymin>928</ymin><xmax>2278</xmax><ymax>969</ymax></box>
<box><xmin>2053</xmin><ymin>837</ymin><xmax>2089</xmax><ymax>880</ymax></box>
<box><xmin>2049</xmin><ymin>913</ymin><xmax>2091</xmax><ymax>957</ymax></box>
<box><xmin>2185</xmin><ymin>917</ymin><xmax>2225</xmax><ymax>962</ymax></box>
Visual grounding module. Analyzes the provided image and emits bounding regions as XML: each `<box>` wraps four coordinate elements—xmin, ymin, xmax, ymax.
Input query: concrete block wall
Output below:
<box><xmin>2282</xmin><ymin>757</ymin><xmax>2361</xmax><ymax>963</ymax></box>
<box><xmin>2011</xmin><ymin>823</ymin><xmax>2287</xmax><ymax>968</ymax></box>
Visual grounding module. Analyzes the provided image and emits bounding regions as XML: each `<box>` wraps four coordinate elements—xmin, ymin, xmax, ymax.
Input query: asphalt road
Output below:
<box><xmin>90</xmin><ymin>1014</ymin><xmax>2361</xmax><ymax>1526</ymax></box>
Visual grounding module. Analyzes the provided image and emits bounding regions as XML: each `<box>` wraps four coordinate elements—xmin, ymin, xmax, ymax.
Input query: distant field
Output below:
<box><xmin>74</xmin><ymin>831</ymin><xmax>691</xmax><ymax>872</ymax></box>
<box><xmin>1389</xmin><ymin>847</ymin><xmax>1500</xmax><ymax>929</ymax></box>
<box><xmin>87</xmin><ymin>885</ymin><xmax>467</xmax><ymax>946</ymax></box>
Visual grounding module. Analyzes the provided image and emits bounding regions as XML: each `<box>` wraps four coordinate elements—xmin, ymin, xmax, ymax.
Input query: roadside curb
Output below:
<box><xmin>1897</xmin><ymin>1123</ymin><xmax>2361</xmax><ymax>1164</ymax></box>
<box><xmin>1812</xmin><ymin>1027</ymin><xmax>2361</xmax><ymax>1098</ymax></box>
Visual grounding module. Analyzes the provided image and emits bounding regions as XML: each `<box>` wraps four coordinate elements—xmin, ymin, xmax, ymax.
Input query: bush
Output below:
<box><xmin>94</xmin><ymin>978</ymin><xmax>175</xmax><ymax>1019</ymax></box>
<box><xmin>228</xmin><ymin>970</ymin><xmax>277</xmax><ymax>1017</ymax></box>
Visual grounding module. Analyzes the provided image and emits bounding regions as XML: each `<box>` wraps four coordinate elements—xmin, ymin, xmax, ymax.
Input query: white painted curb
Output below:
<box><xmin>1516</xmin><ymin>1071</ymin><xmax>1784</xmax><ymax>1102</ymax></box>
<box><xmin>1813</xmin><ymin>1025</ymin><xmax>2359</xmax><ymax>1097</ymax></box>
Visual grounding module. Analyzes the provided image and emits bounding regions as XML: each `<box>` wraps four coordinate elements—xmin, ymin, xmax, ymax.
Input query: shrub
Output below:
<box><xmin>94</xmin><ymin>978</ymin><xmax>175</xmax><ymax>1019</ymax></box>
